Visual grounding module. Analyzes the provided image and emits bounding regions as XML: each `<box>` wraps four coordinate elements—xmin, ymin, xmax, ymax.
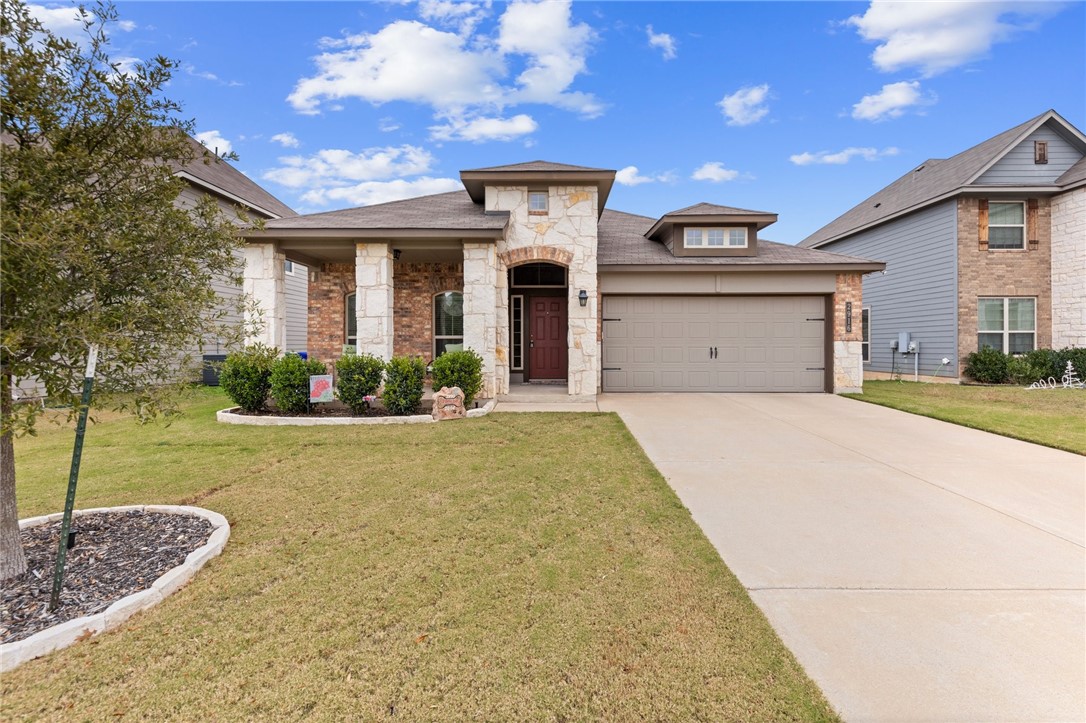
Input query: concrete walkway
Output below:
<box><xmin>598</xmin><ymin>393</ymin><xmax>1085</xmax><ymax>722</ymax></box>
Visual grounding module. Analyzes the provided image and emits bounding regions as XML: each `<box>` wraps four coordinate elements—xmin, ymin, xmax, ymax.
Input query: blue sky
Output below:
<box><xmin>32</xmin><ymin>1</ymin><xmax>1086</xmax><ymax>243</ymax></box>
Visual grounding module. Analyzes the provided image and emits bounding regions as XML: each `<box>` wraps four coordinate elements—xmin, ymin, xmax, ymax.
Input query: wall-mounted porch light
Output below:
<box><xmin>392</xmin><ymin>248</ymin><xmax>402</xmax><ymax>261</ymax></box>
<box><xmin>578</xmin><ymin>289</ymin><xmax>588</xmax><ymax>307</ymax></box>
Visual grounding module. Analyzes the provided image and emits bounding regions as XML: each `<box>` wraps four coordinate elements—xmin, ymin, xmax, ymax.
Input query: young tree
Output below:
<box><xmin>1</xmin><ymin>1</ymin><xmax>247</xmax><ymax>581</ymax></box>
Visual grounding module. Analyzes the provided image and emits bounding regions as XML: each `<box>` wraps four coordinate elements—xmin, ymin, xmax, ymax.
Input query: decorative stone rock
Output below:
<box><xmin>431</xmin><ymin>386</ymin><xmax>466</xmax><ymax>420</ymax></box>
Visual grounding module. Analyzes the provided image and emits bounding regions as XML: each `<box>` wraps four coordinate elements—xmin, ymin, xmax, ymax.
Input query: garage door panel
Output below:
<box><xmin>603</xmin><ymin>295</ymin><xmax>826</xmax><ymax>392</ymax></box>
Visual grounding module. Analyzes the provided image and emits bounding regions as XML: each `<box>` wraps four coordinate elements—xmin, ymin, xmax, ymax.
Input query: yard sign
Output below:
<box><xmin>309</xmin><ymin>374</ymin><xmax>334</xmax><ymax>403</ymax></box>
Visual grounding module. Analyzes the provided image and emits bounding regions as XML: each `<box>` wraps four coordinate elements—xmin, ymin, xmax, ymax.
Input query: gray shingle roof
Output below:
<box><xmin>665</xmin><ymin>202</ymin><xmax>775</xmax><ymax>216</ymax></box>
<box><xmin>599</xmin><ymin>210</ymin><xmax>881</xmax><ymax>268</ymax></box>
<box><xmin>175</xmin><ymin>135</ymin><xmax>296</xmax><ymax>218</ymax></box>
<box><xmin>798</xmin><ymin>111</ymin><xmax>1062</xmax><ymax>248</ymax></box>
<box><xmin>1056</xmin><ymin>156</ymin><xmax>1086</xmax><ymax>187</ymax></box>
<box><xmin>263</xmin><ymin>191</ymin><xmax>507</xmax><ymax>231</ymax></box>
<box><xmin>461</xmin><ymin>160</ymin><xmax>611</xmax><ymax>173</ymax></box>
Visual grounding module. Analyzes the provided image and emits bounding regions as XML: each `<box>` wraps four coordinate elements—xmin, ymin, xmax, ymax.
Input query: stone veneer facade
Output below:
<box><xmin>485</xmin><ymin>185</ymin><xmax>600</xmax><ymax>398</ymax></box>
<box><xmin>833</xmin><ymin>272</ymin><xmax>864</xmax><ymax>393</ymax></box>
<box><xmin>1050</xmin><ymin>187</ymin><xmax>1085</xmax><ymax>349</ymax></box>
<box><xmin>956</xmin><ymin>198</ymin><xmax>1052</xmax><ymax>375</ymax></box>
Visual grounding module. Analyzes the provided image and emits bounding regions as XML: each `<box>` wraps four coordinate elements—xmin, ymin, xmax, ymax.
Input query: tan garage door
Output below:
<box><xmin>602</xmin><ymin>296</ymin><xmax>826</xmax><ymax>392</ymax></box>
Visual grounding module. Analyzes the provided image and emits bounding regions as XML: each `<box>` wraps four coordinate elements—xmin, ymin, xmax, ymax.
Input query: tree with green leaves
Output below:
<box><xmin>1</xmin><ymin>0</ymin><xmax>248</xmax><ymax>581</ymax></box>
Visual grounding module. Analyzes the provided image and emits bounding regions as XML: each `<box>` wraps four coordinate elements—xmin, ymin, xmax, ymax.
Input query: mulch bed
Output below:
<box><xmin>1</xmin><ymin>511</ymin><xmax>212</xmax><ymax>645</ymax></box>
<box><xmin>233</xmin><ymin>399</ymin><xmax>489</xmax><ymax>418</ymax></box>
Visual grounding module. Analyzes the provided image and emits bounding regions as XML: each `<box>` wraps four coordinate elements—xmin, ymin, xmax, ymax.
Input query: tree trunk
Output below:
<box><xmin>0</xmin><ymin>370</ymin><xmax>28</xmax><ymax>582</ymax></box>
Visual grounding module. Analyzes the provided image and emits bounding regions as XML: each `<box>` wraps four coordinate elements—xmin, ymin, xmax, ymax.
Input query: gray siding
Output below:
<box><xmin>177</xmin><ymin>184</ymin><xmax>307</xmax><ymax>357</ymax></box>
<box><xmin>284</xmin><ymin>263</ymin><xmax>308</xmax><ymax>353</ymax></box>
<box><xmin>976</xmin><ymin>124</ymin><xmax>1083</xmax><ymax>185</ymax></box>
<box><xmin>820</xmin><ymin>201</ymin><xmax>959</xmax><ymax>376</ymax></box>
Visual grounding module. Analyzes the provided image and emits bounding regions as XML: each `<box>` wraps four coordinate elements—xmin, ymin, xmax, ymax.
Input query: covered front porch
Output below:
<box><xmin>241</xmin><ymin>235</ymin><xmax>508</xmax><ymax>398</ymax></box>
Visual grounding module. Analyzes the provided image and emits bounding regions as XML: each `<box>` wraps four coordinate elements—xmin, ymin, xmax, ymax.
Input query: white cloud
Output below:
<box><xmin>194</xmin><ymin>130</ymin><xmax>233</xmax><ymax>155</ymax></box>
<box><xmin>615</xmin><ymin>165</ymin><xmax>674</xmax><ymax>186</ymax></box>
<box><xmin>301</xmin><ymin>177</ymin><xmax>463</xmax><ymax>207</ymax></box>
<box><xmin>430</xmin><ymin>113</ymin><xmax>538</xmax><ymax>142</ymax></box>
<box><xmin>846</xmin><ymin>1</ymin><xmax>1061</xmax><ymax>77</ymax></box>
<box><xmin>418</xmin><ymin>0</ymin><xmax>491</xmax><ymax>36</ymax></box>
<box><xmin>270</xmin><ymin>132</ymin><xmax>300</xmax><ymax>148</ymax></box>
<box><xmin>27</xmin><ymin>3</ymin><xmax>135</xmax><ymax>43</ymax></box>
<box><xmin>718</xmin><ymin>84</ymin><xmax>771</xmax><ymax>126</ymax></box>
<box><xmin>263</xmin><ymin>145</ymin><xmax>436</xmax><ymax>189</ymax></box>
<box><xmin>851</xmin><ymin>80</ymin><xmax>935</xmax><ymax>121</ymax></box>
<box><xmin>691</xmin><ymin>162</ymin><xmax>740</xmax><ymax>182</ymax></box>
<box><xmin>789</xmin><ymin>146</ymin><xmax>900</xmax><ymax>166</ymax></box>
<box><xmin>111</xmin><ymin>56</ymin><xmax>141</xmax><ymax>79</ymax></box>
<box><xmin>288</xmin><ymin>21</ymin><xmax>503</xmax><ymax>115</ymax></box>
<box><xmin>646</xmin><ymin>25</ymin><xmax>676</xmax><ymax>60</ymax></box>
<box><xmin>378</xmin><ymin>117</ymin><xmax>401</xmax><ymax>133</ymax></box>
<box><xmin>289</xmin><ymin>0</ymin><xmax>602</xmax><ymax>128</ymax></box>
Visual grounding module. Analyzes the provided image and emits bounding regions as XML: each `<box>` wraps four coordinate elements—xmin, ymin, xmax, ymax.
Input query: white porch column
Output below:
<box><xmin>494</xmin><ymin>254</ymin><xmax>510</xmax><ymax>396</ymax></box>
<box><xmin>463</xmin><ymin>242</ymin><xmax>499</xmax><ymax>398</ymax></box>
<box><xmin>242</xmin><ymin>243</ymin><xmax>286</xmax><ymax>350</ymax></box>
<box><xmin>355</xmin><ymin>242</ymin><xmax>394</xmax><ymax>360</ymax></box>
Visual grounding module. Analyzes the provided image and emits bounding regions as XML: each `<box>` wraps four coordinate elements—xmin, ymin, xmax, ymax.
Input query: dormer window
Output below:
<box><xmin>528</xmin><ymin>191</ymin><xmax>548</xmax><ymax>214</ymax></box>
<box><xmin>685</xmin><ymin>227</ymin><xmax>747</xmax><ymax>249</ymax></box>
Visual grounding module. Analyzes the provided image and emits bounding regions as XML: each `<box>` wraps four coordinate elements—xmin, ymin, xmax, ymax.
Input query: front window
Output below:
<box><xmin>434</xmin><ymin>291</ymin><xmax>464</xmax><ymax>357</ymax></box>
<box><xmin>988</xmin><ymin>202</ymin><xmax>1025</xmax><ymax>250</ymax></box>
<box><xmin>861</xmin><ymin>307</ymin><xmax>870</xmax><ymax>363</ymax></box>
<box><xmin>978</xmin><ymin>297</ymin><xmax>1035</xmax><ymax>353</ymax></box>
<box><xmin>684</xmin><ymin>227</ymin><xmax>747</xmax><ymax>248</ymax></box>
<box><xmin>345</xmin><ymin>293</ymin><xmax>357</xmax><ymax>348</ymax></box>
<box><xmin>528</xmin><ymin>191</ymin><xmax>548</xmax><ymax>214</ymax></box>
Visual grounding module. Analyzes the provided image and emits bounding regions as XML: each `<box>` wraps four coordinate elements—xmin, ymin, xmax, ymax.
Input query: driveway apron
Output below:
<box><xmin>598</xmin><ymin>393</ymin><xmax>1085</xmax><ymax>723</ymax></box>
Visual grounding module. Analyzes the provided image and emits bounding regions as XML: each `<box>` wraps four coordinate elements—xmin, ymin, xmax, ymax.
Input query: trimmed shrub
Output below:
<box><xmin>219</xmin><ymin>344</ymin><xmax>278</xmax><ymax>412</ymax></box>
<box><xmin>1023</xmin><ymin>348</ymin><xmax>1060</xmax><ymax>380</ymax></box>
<box><xmin>1055</xmin><ymin>346</ymin><xmax>1086</xmax><ymax>380</ymax></box>
<box><xmin>430</xmin><ymin>348</ymin><xmax>484</xmax><ymax>406</ymax></box>
<box><xmin>383</xmin><ymin>356</ymin><xmax>425</xmax><ymax>416</ymax></box>
<box><xmin>270</xmin><ymin>353</ymin><xmax>327</xmax><ymax>413</ymax></box>
<box><xmin>336</xmin><ymin>353</ymin><xmax>385</xmax><ymax>414</ymax></box>
<box><xmin>1007</xmin><ymin>355</ymin><xmax>1044</xmax><ymax>385</ymax></box>
<box><xmin>963</xmin><ymin>346</ymin><xmax>1009</xmax><ymax>384</ymax></box>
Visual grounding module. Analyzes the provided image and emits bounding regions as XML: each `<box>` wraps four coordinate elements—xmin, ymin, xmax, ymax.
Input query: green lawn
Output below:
<box><xmin>846</xmin><ymin>381</ymin><xmax>1086</xmax><ymax>455</ymax></box>
<box><xmin>4</xmin><ymin>388</ymin><xmax>836</xmax><ymax>721</ymax></box>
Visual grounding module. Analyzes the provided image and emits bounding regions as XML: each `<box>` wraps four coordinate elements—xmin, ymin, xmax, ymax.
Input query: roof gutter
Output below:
<box><xmin>600</xmin><ymin>262</ymin><xmax>886</xmax><ymax>273</ymax></box>
<box><xmin>242</xmin><ymin>227</ymin><xmax>506</xmax><ymax>241</ymax></box>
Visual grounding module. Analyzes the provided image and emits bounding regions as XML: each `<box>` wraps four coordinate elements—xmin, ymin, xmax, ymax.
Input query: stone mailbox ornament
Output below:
<box><xmin>431</xmin><ymin>386</ymin><xmax>466</xmax><ymax>420</ymax></box>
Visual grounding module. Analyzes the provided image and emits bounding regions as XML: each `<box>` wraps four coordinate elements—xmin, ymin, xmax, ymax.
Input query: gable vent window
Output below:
<box><xmin>528</xmin><ymin>191</ymin><xmax>548</xmax><ymax>214</ymax></box>
<box><xmin>1034</xmin><ymin>140</ymin><xmax>1048</xmax><ymax>165</ymax></box>
<box><xmin>685</xmin><ymin>227</ymin><xmax>747</xmax><ymax>248</ymax></box>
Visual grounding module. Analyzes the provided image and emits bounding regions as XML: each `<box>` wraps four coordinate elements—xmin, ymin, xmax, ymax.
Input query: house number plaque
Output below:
<box><xmin>845</xmin><ymin>302</ymin><xmax>852</xmax><ymax>333</ymax></box>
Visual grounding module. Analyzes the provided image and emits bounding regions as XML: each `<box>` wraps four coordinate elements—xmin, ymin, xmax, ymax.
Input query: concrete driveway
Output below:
<box><xmin>598</xmin><ymin>393</ymin><xmax>1085</xmax><ymax>722</ymax></box>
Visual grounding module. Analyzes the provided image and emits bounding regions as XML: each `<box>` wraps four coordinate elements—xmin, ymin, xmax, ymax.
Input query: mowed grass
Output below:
<box><xmin>846</xmin><ymin>381</ymin><xmax>1086</xmax><ymax>455</ymax></box>
<box><xmin>4</xmin><ymin>388</ymin><xmax>836</xmax><ymax>721</ymax></box>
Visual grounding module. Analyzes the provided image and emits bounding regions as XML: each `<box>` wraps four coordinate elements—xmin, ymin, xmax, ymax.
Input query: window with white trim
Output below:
<box><xmin>978</xmin><ymin>297</ymin><xmax>1035</xmax><ymax>354</ymax></box>
<box><xmin>345</xmin><ymin>293</ymin><xmax>357</xmax><ymax>347</ymax></box>
<box><xmin>988</xmin><ymin>202</ymin><xmax>1025</xmax><ymax>250</ymax></box>
<box><xmin>684</xmin><ymin>227</ymin><xmax>747</xmax><ymax>248</ymax></box>
<box><xmin>528</xmin><ymin>191</ymin><xmax>548</xmax><ymax>214</ymax></box>
<box><xmin>434</xmin><ymin>291</ymin><xmax>464</xmax><ymax>357</ymax></box>
<box><xmin>510</xmin><ymin>295</ymin><xmax>524</xmax><ymax>370</ymax></box>
<box><xmin>284</xmin><ymin>259</ymin><xmax>295</xmax><ymax>275</ymax></box>
<box><xmin>861</xmin><ymin>307</ymin><xmax>870</xmax><ymax>363</ymax></box>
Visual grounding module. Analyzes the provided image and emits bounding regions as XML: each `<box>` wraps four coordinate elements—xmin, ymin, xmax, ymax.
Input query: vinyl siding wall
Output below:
<box><xmin>976</xmin><ymin>125</ymin><xmax>1083</xmax><ymax>184</ymax></box>
<box><xmin>176</xmin><ymin>185</ymin><xmax>306</xmax><ymax>357</ymax></box>
<box><xmin>820</xmin><ymin>200</ymin><xmax>958</xmax><ymax>376</ymax></box>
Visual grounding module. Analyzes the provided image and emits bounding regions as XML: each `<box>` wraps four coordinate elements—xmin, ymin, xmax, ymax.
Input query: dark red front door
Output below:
<box><xmin>529</xmin><ymin>297</ymin><xmax>568</xmax><ymax>380</ymax></box>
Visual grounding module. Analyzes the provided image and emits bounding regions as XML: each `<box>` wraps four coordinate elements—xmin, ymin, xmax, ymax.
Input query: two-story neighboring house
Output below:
<box><xmin>799</xmin><ymin>110</ymin><xmax>1086</xmax><ymax>380</ymax></box>
<box><xmin>241</xmin><ymin>161</ymin><xmax>884</xmax><ymax>399</ymax></box>
<box><xmin>171</xmin><ymin>137</ymin><xmax>309</xmax><ymax>359</ymax></box>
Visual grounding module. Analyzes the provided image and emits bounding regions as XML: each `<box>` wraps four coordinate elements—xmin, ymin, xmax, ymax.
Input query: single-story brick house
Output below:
<box><xmin>241</xmin><ymin>162</ymin><xmax>884</xmax><ymax>399</ymax></box>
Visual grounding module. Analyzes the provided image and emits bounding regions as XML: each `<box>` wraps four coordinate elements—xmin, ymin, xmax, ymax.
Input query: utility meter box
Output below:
<box><xmin>898</xmin><ymin>331</ymin><xmax>911</xmax><ymax>353</ymax></box>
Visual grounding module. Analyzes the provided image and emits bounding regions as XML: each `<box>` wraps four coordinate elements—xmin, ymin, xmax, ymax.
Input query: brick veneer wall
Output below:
<box><xmin>394</xmin><ymin>263</ymin><xmax>463</xmax><ymax>360</ymax></box>
<box><xmin>308</xmin><ymin>263</ymin><xmax>354</xmax><ymax>364</ymax></box>
<box><xmin>307</xmin><ymin>262</ymin><xmax>465</xmax><ymax>365</ymax></box>
<box><xmin>957</xmin><ymin>198</ymin><xmax>1052</xmax><ymax>375</ymax></box>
